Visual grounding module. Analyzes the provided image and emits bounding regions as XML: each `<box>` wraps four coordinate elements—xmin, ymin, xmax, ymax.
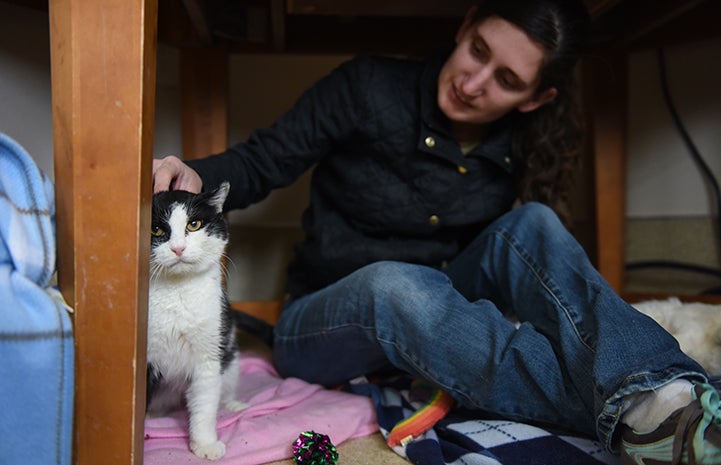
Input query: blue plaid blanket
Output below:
<box><xmin>349</xmin><ymin>376</ymin><xmax>620</xmax><ymax>465</ymax></box>
<box><xmin>0</xmin><ymin>133</ymin><xmax>74</xmax><ymax>465</ymax></box>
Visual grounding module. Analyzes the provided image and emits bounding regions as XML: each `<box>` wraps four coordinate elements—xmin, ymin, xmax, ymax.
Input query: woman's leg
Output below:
<box><xmin>274</xmin><ymin>258</ymin><xmax>600</xmax><ymax>434</ymax></box>
<box><xmin>443</xmin><ymin>202</ymin><xmax>706</xmax><ymax>449</ymax></box>
<box><xmin>273</xmin><ymin>202</ymin><xmax>707</xmax><ymax>449</ymax></box>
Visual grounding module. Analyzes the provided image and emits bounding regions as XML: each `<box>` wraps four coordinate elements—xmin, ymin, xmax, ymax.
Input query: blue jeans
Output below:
<box><xmin>272</xmin><ymin>202</ymin><xmax>706</xmax><ymax>451</ymax></box>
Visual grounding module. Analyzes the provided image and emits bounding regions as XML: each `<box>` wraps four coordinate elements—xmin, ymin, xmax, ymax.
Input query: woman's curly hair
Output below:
<box><xmin>513</xmin><ymin>79</ymin><xmax>584</xmax><ymax>227</ymax></box>
<box><xmin>472</xmin><ymin>0</ymin><xmax>591</xmax><ymax>227</ymax></box>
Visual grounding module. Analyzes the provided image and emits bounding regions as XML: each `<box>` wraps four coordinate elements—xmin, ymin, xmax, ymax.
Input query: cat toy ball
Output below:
<box><xmin>292</xmin><ymin>431</ymin><xmax>338</xmax><ymax>465</ymax></box>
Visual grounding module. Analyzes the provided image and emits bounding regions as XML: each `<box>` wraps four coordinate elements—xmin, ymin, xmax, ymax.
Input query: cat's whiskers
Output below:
<box><xmin>220</xmin><ymin>252</ymin><xmax>237</xmax><ymax>275</ymax></box>
<box><xmin>149</xmin><ymin>262</ymin><xmax>163</xmax><ymax>283</ymax></box>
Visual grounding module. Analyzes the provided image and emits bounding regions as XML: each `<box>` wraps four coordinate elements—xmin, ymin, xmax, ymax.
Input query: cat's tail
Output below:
<box><xmin>232</xmin><ymin>311</ymin><xmax>275</xmax><ymax>347</ymax></box>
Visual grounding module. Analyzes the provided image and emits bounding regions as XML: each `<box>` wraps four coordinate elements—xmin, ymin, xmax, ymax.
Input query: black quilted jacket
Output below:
<box><xmin>186</xmin><ymin>52</ymin><xmax>519</xmax><ymax>298</ymax></box>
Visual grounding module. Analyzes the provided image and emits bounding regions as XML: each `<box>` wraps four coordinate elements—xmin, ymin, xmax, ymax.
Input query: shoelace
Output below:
<box><xmin>671</xmin><ymin>383</ymin><xmax>721</xmax><ymax>464</ymax></box>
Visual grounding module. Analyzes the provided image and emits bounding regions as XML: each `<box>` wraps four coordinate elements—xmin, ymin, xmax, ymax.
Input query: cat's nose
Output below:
<box><xmin>171</xmin><ymin>245</ymin><xmax>185</xmax><ymax>257</ymax></box>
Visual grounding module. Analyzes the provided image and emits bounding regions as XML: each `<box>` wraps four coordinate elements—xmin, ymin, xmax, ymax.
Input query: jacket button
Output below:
<box><xmin>429</xmin><ymin>215</ymin><xmax>440</xmax><ymax>226</ymax></box>
<box><xmin>424</xmin><ymin>136</ymin><xmax>436</xmax><ymax>148</ymax></box>
<box><xmin>457</xmin><ymin>165</ymin><xmax>468</xmax><ymax>174</ymax></box>
<box><xmin>504</xmin><ymin>156</ymin><xmax>511</xmax><ymax>164</ymax></box>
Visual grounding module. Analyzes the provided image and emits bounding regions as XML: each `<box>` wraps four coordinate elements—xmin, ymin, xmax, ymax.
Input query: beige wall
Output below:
<box><xmin>627</xmin><ymin>38</ymin><xmax>721</xmax><ymax>218</ymax></box>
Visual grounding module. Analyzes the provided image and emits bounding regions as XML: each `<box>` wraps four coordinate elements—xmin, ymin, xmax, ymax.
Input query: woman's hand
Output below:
<box><xmin>152</xmin><ymin>156</ymin><xmax>203</xmax><ymax>193</ymax></box>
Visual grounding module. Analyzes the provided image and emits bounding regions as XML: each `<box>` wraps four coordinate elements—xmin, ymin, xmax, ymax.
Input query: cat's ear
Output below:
<box><xmin>209</xmin><ymin>182</ymin><xmax>230</xmax><ymax>213</ymax></box>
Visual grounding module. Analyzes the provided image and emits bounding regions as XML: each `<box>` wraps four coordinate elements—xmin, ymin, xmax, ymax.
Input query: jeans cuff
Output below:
<box><xmin>597</xmin><ymin>369</ymin><xmax>707</xmax><ymax>453</ymax></box>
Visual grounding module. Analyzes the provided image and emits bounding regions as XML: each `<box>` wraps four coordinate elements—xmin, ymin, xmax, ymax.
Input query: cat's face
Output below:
<box><xmin>150</xmin><ymin>182</ymin><xmax>230</xmax><ymax>276</ymax></box>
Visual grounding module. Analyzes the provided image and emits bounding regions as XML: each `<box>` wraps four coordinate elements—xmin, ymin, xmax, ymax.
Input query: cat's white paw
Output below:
<box><xmin>224</xmin><ymin>400</ymin><xmax>249</xmax><ymax>412</ymax></box>
<box><xmin>190</xmin><ymin>439</ymin><xmax>226</xmax><ymax>460</ymax></box>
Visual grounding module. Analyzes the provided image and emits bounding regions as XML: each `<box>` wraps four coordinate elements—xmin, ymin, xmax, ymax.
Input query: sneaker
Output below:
<box><xmin>621</xmin><ymin>383</ymin><xmax>721</xmax><ymax>464</ymax></box>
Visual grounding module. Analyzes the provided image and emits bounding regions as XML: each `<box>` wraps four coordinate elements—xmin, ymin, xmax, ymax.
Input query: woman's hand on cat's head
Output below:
<box><xmin>152</xmin><ymin>156</ymin><xmax>203</xmax><ymax>194</ymax></box>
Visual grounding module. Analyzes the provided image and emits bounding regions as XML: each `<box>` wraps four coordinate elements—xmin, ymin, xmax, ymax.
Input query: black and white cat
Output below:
<box><xmin>147</xmin><ymin>181</ymin><xmax>247</xmax><ymax>460</ymax></box>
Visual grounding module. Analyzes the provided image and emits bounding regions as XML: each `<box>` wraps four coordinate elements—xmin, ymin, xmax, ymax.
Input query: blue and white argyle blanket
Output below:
<box><xmin>349</xmin><ymin>376</ymin><xmax>620</xmax><ymax>465</ymax></box>
<box><xmin>0</xmin><ymin>133</ymin><xmax>74</xmax><ymax>465</ymax></box>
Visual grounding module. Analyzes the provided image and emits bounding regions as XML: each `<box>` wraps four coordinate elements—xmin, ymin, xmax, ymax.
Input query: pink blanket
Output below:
<box><xmin>144</xmin><ymin>350</ymin><xmax>378</xmax><ymax>464</ymax></box>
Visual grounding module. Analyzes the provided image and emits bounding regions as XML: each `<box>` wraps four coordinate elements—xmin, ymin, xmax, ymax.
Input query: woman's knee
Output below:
<box><xmin>351</xmin><ymin>261</ymin><xmax>447</xmax><ymax>321</ymax></box>
<box><xmin>351</xmin><ymin>261</ymin><xmax>411</xmax><ymax>286</ymax></box>
<box><xmin>490</xmin><ymin>202</ymin><xmax>568</xmax><ymax>240</ymax></box>
<box><xmin>353</xmin><ymin>261</ymin><xmax>436</xmax><ymax>298</ymax></box>
<box><xmin>510</xmin><ymin>202</ymin><xmax>560</xmax><ymax>226</ymax></box>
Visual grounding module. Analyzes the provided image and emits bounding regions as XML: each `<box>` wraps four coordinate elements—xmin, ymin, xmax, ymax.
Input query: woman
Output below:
<box><xmin>153</xmin><ymin>1</ymin><xmax>721</xmax><ymax>462</ymax></box>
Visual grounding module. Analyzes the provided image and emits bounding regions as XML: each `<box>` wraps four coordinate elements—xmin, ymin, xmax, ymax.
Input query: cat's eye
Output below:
<box><xmin>186</xmin><ymin>220</ymin><xmax>202</xmax><ymax>232</ymax></box>
<box><xmin>151</xmin><ymin>226</ymin><xmax>164</xmax><ymax>237</ymax></box>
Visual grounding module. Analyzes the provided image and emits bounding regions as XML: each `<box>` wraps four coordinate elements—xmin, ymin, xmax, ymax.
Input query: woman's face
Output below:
<box><xmin>438</xmin><ymin>14</ymin><xmax>557</xmax><ymax>125</ymax></box>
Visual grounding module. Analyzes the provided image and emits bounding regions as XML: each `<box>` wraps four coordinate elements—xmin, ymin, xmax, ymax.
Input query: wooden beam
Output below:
<box><xmin>286</xmin><ymin>0</ymin><xmax>469</xmax><ymax>17</ymax></box>
<box><xmin>181</xmin><ymin>0</ymin><xmax>212</xmax><ymax>44</ymax></box>
<box><xmin>49</xmin><ymin>0</ymin><xmax>157</xmax><ymax>463</ymax></box>
<box><xmin>585</xmin><ymin>0</ymin><xmax>620</xmax><ymax>19</ymax></box>
<box><xmin>281</xmin><ymin>15</ymin><xmax>459</xmax><ymax>56</ymax></box>
<box><xmin>619</xmin><ymin>0</ymin><xmax>707</xmax><ymax>46</ymax></box>
<box><xmin>180</xmin><ymin>46</ymin><xmax>229</xmax><ymax>160</ymax></box>
<box><xmin>624</xmin><ymin>0</ymin><xmax>721</xmax><ymax>50</ymax></box>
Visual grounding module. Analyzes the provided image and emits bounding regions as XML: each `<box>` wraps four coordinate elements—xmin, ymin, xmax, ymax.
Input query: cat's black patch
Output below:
<box><xmin>146</xmin><ymin>363</ymin><xmax>162</xmax><ymax>409</ymax></box>
<box><xmin>151</xmin><ymin>188</ymin><xmax>229</xmax><ymax>245</ymax></box>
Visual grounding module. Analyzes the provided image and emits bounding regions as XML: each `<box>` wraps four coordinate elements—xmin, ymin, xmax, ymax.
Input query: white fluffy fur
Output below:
<box><xmin>633</xmin><ymin>297</ymin><xmax>721</xmax><ymax>377</ymax></box>
<box><xmin>148</xmin><ymin>185</ymin><xmax>247</xmax><ymax>460</ymax></box>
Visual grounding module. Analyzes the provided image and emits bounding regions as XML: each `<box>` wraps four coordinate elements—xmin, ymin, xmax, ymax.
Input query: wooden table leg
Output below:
<box><xmin>583</xmin><ymin>52</ymin><xmax>628</xmax><ymax>293</ymax></box>
<box><xmin>49</xmin><ymin>0</ymin><xmax>158</xmax><ymax>463</ymax></box>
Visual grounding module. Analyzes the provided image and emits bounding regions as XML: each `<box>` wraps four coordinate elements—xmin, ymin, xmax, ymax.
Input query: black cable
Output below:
<box><xmin>625</xmin><ymin>260</ymin><xmax>721</xmax><ymax>295</ymax></box>
<box><xmin>626</xmin><ymin>260</ymin><xmax>721</xmax><ymax>279</ymax></box>
<box><xmin>656</xmin><ymin>49</ymin><xmax>721</xmax><ymax>238</ymax></box>
<box><xmin>624</xmin><ymin>48</ymin><xmax>721</xmax><ymax>295</ymax></box>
